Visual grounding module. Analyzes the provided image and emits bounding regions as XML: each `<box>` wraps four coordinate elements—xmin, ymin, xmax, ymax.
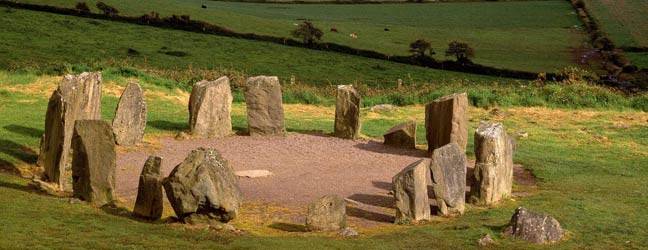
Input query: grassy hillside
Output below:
<box><xmin>581</xmin><ymin>0</ymin><xmax>648</xmax><ymax>48</ymax></box>
<box><xmin>16</xmin><ymin>0</ymin><xmax>584</xmax><ymax>72</ymax></box>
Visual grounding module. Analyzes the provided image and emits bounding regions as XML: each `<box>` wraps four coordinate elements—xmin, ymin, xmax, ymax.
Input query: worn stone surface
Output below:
<box><xmin>189</xmin><ymin>77</ymin><xmax>232</xmax><ymax>138</ymax></box>
<box><xmin>334</xmin><ymin>85</ymin><xmax>361</xmax><ymax>139</ymax></box>
<box><xmin>424</xmin><ymin>93</ymin><xmax>468</xmax><ymax>153</ymax></box>
<box><xmin>71</xmin><ymin>120</ymin><xmax>116</xmax><ymax>206</ymax></box>
<box><xmin>163</xmin><ymin>148</ymin><xmax>242</xmax><ymax>223</ymax></box>
<box><xmin>38</xmin><ymin>72</ymin><xmax>102</xmax><ymax>189</ymax></box>
<box><xmin>392</xmin><ymin>159</ymin><xmax>430</xmax><ymax>224</ymax></box>
<box><xmin>113</xmin><ymin>82</ymin><xmax>147</xmax><ymax>146</ymax></box>
<box><xmin>430</xmin><ymin>143</ymin><xmax>467</xmax><ymax>216</ymax></box>
<box><xmin>504</xmin><ymin>206</ymin><xmax>564</xmax><ymax>244</ymax></box>
<box><xmin>338</xmin><ymin>227</ymin><xmax>358</xmax><ymax>237</ymax></box>
<box><xmin>469</xmin><ymin>121</ymin><xmax>514</xmax><ymax>205</ymax></box>
<box><xmin>244</xmin><ymin>76</ymin><xmax>285</xmax><ymax>136</ymax></box>
<box><xmin>306</xmin><ymin>195</ymin><xmax>347</xmax><ymax>231</ymax></box>
<box><xmin>133</xmin><ymin>156</ymin><xmax>163</xmax><ymax>220</ymax></box>
<box><xmin>383</xmin><ymin>120</ymin><xmax>416</xmax><ymax>149</ymax></box>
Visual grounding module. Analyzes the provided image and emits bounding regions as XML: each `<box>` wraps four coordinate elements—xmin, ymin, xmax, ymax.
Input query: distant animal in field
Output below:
<box><xmin>384</xmin><ymin>28</ymin><xmax>389</xmax><ymax>31</ymax></box>
<box><xmin>201</xmin><ymin>5</ymin><xmax>207</xmax><ymax>8</ymax></box>
<box><xmin>330</xmin><ymin>28</ymin><xmax>338</xmax><ymax>33</ymax></box>
<box><xmin>350</xmin><ymin>33</ymin><xmax>358</xmax><ymax>39</ymax></box>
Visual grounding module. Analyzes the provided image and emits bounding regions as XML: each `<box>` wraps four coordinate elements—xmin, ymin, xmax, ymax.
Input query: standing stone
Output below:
<box><xmin>469</xmin><ymin>121</ymin><xmax>514</xmax><ymax>205</ymax></box>
<box><xmin>244</xmin><ymin>76</ymin><xmax>286</xmax><ymax>136</ymax></box>
<box><xmin>392</xmin><ymin>159</ymin><xmax>430</xmax><ymax>224</ymax></box>
<box><xmin>305</xmin><ymin>195</ymin><xmax>346</xmax><ymax>231</ymax></box>
<box><xmin>71</xmin><ymin>120</ymin><xmax>116</xmax><ymax>206</ymax></box>
<box><xmin>429</xmin><ymin>143</ymin><xmax>467</xmax><ymax>216</ymax></box>
<box><xmin>504</xmin><ymin>207</ymin><xmax>564</xmax><ymax>244</ymax></box>
<box><xmin>383</xmin><ymin>120</ymin><xmax>416</xmax><ymax>149</ymax></box>
<box><xmin>188</xmin><ymin>77</ymin><xmax>232</xmax><ymax>138</ymax></box>
<box><xmin>133</xmin><ymin>156</ymin><xmax>163</xmax><ymax>220</ymax></box>
<box><xmin>424</xmin><ymin>93</ymin><xmax>468</xmax><ymax>153</ymax></box>
<box><xmin>334</xmin><ymin>85</ymin><xmax>361</xmax><ymax>139</ymax></box>
<box><xmin>112</xmin><ymin>82</ymin><xmax>147</xmax><ymax>146</ymax></box>
<box><xmin>162</xmin><ymin>148</ymin><xmax>242</xmax><ymax>223</ymax></box>
<box><xmin>39</xmin><ymin>72</ymin><xmax>102</xmax><ymax>189</ymax></box>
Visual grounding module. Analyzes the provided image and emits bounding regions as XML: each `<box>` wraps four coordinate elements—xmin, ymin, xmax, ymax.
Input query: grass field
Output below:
<box><xmin>582</xmin><ymin>0</ymin><xmax>648</xmax><ymax>48</ymax></box>
<box><xmin>15</xmin><ymin>0</ymin><xmax>584</xmax><ymax>72</ymax></box>
<box><xmin>1</xmin><ymin>71</ymin><xmax>648</xmax><ymax>249</ymax></box>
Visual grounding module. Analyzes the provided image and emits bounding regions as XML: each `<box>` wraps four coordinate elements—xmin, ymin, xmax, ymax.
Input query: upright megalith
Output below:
<box><xmin>71</xmin><ymin>120</ymin><xmax>116</xmax><ymax>206</ymax></box>
<box><xmin>504</xmin><ymin>207</ymin><xmax>564</xmax><ymax>244</ymax></box>
<box><xmin>112</xmin><ymin>82</ymin><xmax>147</xmax><ymax>146</ymax></box>
<box><xmin>163</xmin><ymin>148</ymin><xmax>242</xmax><ymax>224</ymax></box>
<box><xmin>134</xmin><ymin>156</ymin><xmax>163</xmax><ymax>220</ymax></box>
<box><xmin>392</xmin><ymin>160</ymin><xmax>430</xmax><ymax>224</ymax></box>
<box><xmin>469</xmin><ymin>121</ymin><xmax>514</xmax><ymax>205</ymax></box>
<box><xmin>430</xmin><ymin>143</ymin><xmax>467</xmax><ymax>216</ymax></box>
<box><xmin>424</xmin><ymin>93</ymin><xmax>468</xmax><ymax>153</ymax></box>
<box><xmin>244</xmin><ymin>76</ymin><xmax>286</xmax><ymax>136</ymax></box>
<box><xmin>306</xmin><ymin>195</ymin><xmax>347</xmax><ymax>231</ymax></box>
<box><xmin>383</xmin><ymin>120</ymin><xmax>416</xmax><ymax>149</ymax></box>
<box><xmin>39</xmin><ymin>72</ymin><xmax>102</xmax><ymax>189</ymax></box>
<box><xmin>334</xmin><ymin>85</ymin><xmax>361</xmax><ymax>139</ymax></box>
<box><xmin>188</xmin><ymin>77</ymin><xmax>233</xmax><ymax>138</ymax></box>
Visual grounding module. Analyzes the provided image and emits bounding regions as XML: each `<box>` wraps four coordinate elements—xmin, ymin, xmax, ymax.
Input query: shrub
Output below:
<box><xmin>445</xmin><ymin>41</ymin><xmax>475</xmax><ymax>64</ymax></box>
<box><xmin>75</xmin><ymin>2</ymin><xmax>90</xmax><ymax>13</ymax></box>
<box><xmin>408</xmin><ymin>39</ymin><xmax>433</xmax><ymax>58</ymax></box>
<box><xmin>291</xmin><ymin>21</ymin><xmax>323</xmax><ymax>46</ymax></box>
<box><xmin>96</xmin><ymin>1</ymin><xmax>119</xmax><ymax>16</ymax></box>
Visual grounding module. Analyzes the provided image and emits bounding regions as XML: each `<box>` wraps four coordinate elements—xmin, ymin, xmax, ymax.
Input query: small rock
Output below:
<box><xmin>504</xmin><ymin>206</ymin><xmax>564</xmax><ymax>244</ymax></box>
<box><xmin>370</xmin><ymin>104</ymin><xmax>395</xmax><ymax>112</ymax></box>
<box><xmin>30</xmin><ymin>178</ymin><xmax>61</xmax><ymax>195</ymax></box>
<box><xmin>516</xmin><ymin>131</ymin><xmax>529</xmax><ymax>138</ymax></box>
<box><xmin>175</xmin><ymin>131</ymin><xmax>190</xmax><ymax>141</ymax></box>
<box><xmin>68</xmin><ymin>198</ymin><xmax>81</xmax><ymax>204</ymax></box>
<box><xmin>478</xmin><ymin>234</ymin><xmax>495</xmax><ymax>246</ymax></box>
<box><xmin>338</xmin><ymin>227</ymin><xmax>358</xmax><ymax>237</ymax></box>
<box><xmin>235</xmin><ymin>169</ymin><xmax>273</xmax><ymax>178</ymax></box>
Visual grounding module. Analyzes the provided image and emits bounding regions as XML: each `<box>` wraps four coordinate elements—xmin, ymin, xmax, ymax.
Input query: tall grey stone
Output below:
<box><xmin>39</xmin><ymin>72</ymin><xmax>102</xmax><ymax>189</ymax></box>
<box><xmin>334</xmin><ymin>85</ymin><xmax>361</xmax><ymax>139</ymax></box>
<box><xmin>244</xmin><ymin>76</ymin><xmax>285</xmax><ymax>136</ymax></box>
<box><xmin>504</xmin><ymin>207</ymin><xmax>564</xmax><ymax>244</ymax></box>
<box><xmin>305</xmin><ymin>195</ymin><xmax>346</xmax><ymax>231</ymax></box>
<box><xmin>71</xmin><ymin>120</ymin><xmax>116</xmax><ymax>206</ymax></box>
<box><xmin>188</xmin><ymin>77</ymin><xmax>232</xmax><ymax>138</ymax></box>
<box><xmin>469</xmin><ymin>121</ymin><xmax>514</xmax><ymax>205</ymax></box>
<box><xmin>392</xmin><ymin>159</ymin><xmax>430</xmax><ymax>224</ymax></box>
<box><xmin>163</xmin><ymin>148</ymin><xmax>242</xmax><ymax>223</ymax></box>
<box><xmin>133</xmin><ymin>156</ymin><xmax>163</xmax><ymax>220</ymax></box>
<box><xmin>112</xmin><ymin>82</ymin><xmax>147</xmax><ymax>146</ymax></box>
<box><xmin>430</xmin><ymin>143</ymin><xmax>467</xmax><ymax>216</ymax></box>
<box><xmin>383</xmin><ymin>120</ymin><xmax>416</xmax><ymax>149</ymax></box>
<box><xmin>424</xmin><ymin>93</ymin><xmax>468</xmax><ymax>153</ymax></box>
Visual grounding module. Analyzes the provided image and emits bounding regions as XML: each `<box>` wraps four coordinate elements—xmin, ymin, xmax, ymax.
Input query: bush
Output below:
<box><xmin>291</xmin><ymin>21</ymin><xmax>323</xmax><ymax>46</ymax></box>
<box><xmin>75</xmin><ymin>2</ymin><xmax>90</xmax><ymax>13</ymax></box>
<box><xmin>96</xmin><ymin>1</ymin><xmax>119</xmax><ymax>16</ymax></box>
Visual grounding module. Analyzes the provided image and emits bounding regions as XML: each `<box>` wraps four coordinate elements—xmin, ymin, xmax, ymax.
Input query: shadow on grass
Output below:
<box><xmin>268</xmin><ymin>222</ymin><xmax>309</xmax><ymax>232</ymax></box>
<box><xmin>346</xmin><ymin>206</ymin><xmax>394</xmax><ymax>223</ymax></box>
<box><xmin>354</xmin><ymin>140</ymin><xmax>428</xmax><ymax>157</ymax></box>
<box><xmin>3</xmin><ymin>125</ymin><xmax>43</xmax><ymax>138</ymax></box>
<box><xmin>0</xmin><ymin>179</ymin><xmax>33</xmax><ymax>193</ymax></box>
<box><xmin>101</xmin><ymin>203</ymin><xmax>136</xmax><ymax>220</ymax></box>
<box><xmin>0</xmin><ymin>139</ymin><xmax>38</xmax><ymax>166</ymax></box>
<box><xmin>147</xmin><ymin>120</ymin><xmax>188</xmax><ymax>132</ymax></box>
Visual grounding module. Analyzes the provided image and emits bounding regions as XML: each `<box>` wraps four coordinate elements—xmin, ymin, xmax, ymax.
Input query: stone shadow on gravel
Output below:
<box><xmin>371</xmin><ymin>181</ymin><xmax>392</xmax><ymax>191</ymax></box>
<box><xmin>354</xmin><ymin>141</ymin><xmax>428</xmax><ymax>157</ymax></box>
<box><xmin>348</xmin><ymin>193</ymin><xmax>394</xmax><ymax>208</ymax></box>
<box><xmin>3</xmin><ymin>125</ymin><xmax>43</xmax><ymax>138</ymax></box>
<box><xmin>346</xmin><ymin>206</ymin><xmax>394</xmax><ymax>223</ymax></box>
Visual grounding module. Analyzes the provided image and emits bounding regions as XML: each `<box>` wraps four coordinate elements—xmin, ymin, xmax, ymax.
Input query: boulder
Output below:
<box><xmin>133</xmin><ymin>156</ymin><xmax>163</xmax><ymax>220</ymax></box>
<box><xmin>305</xmin><ymin>195</ymin><xmax>347</xmax><ymax>231</ymax></box>
<box><xmin>38</xmin><ymin>72</ymin><xmax>102</xmax><ymax>189</ymax></box>
<box><xmin>71</xmin><ymin>120</ymin><xmax>116</xmax><ymax>206</ymax></box>
<box><xmin>430</xmin><ymin>143</ymin><xmax>467</xmax><ymax>216</ymax></box>
<box><xmin>392</xmin><ymin>159</ymin><xmax>430</xmax><ymax>224</ymax></box>
<box><xmin>244</xmin><ymin>76</ymin><xmax>285</xmax><ymax>136</ymax></box>
<box><xmin>469</xmin><ymin>121</ymin><xmax>514</xmax><ymax>205</ymax></box>
<box><xmin>504</xmin><ymin>207</ymin><xmax>564</xmax><ymax>244</ymax></box>
<box><xmin>383</xmin><ymin>120</ymin><xmax>416</xmax><ymax>149</ymax></box>
<box><xmin>188</xmin><ymin>77</ymin><xmax>232</xmax><ymax>138</ymax></box>
<box><xmin>338</xmin><ymin>227</ymin><xmax>358</xmax><ymax>237</ymax></box>
<box><xmin>334</xmin><ymin>85</ymin><xmax>361</xmax><ymax>139</ymax></box>
<box><xmin>112</xmin><ymin>82</ymin><xmax>147</xmax><ymax>146</ymax></box>
<box><xmin>424</xmin><ymin>93</ymin><xmax>468</xmax><ymax>153</ymax></box>
<box><xmin>163</xmin><ymin>148</ymin><xmax>242</xmax><ymax>223</ymax></box>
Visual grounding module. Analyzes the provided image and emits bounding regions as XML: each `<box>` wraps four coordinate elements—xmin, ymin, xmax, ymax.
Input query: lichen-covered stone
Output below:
<box><xmin>189</xmin><ymin>77</ymin><xmax>232</xmax><ymax>138</ymax></box>
<box><xmin>113</xmin><ymin>82</ymin><xmax>147</xmax><ymax>146</ymax></box>
<box><xmin>424</xmin><ymin>93</ymin><xmax>468</xmax><ymax>153</ymax></box>
<box><xmin>392</xmin><ymin>159</ymin><xmax>430</xmax><ymax>224</ymax></box>
<box><xmin>133</xmin><ymin>156</ymin><xmax>163</xmax><ymax>220</ymax></box>
<box><xmin>244</xmin><ymin>76</ymin><xmax>285</xmax><ymax>136</ymax></box>
<box><xmin>306</xmin><ymin>195</ymin><xmax>347</xmax><ymax>231</ymax></box>
<box><xmin>469</xmin><ymin>121</ymin><xmax>514</xmax><ymax>205</ymax></box>
<box><xmin>504</xmin><ymin>206</ymin><xmax>564</xmax><ymax>244</ymax></box>
<box><xmin>383</xmin><ymin>120</ymin><xmax>416</xmax><ymax>149</ymax></box>
<box><xmin>430</xmin><ymin>143</ymin><xmax>466</xmax><ymax>216</ymax></box>
<box><xmin>334</xmin><ymin>85</ymin><xmax>361</xmax><ymax>139</ymax></box>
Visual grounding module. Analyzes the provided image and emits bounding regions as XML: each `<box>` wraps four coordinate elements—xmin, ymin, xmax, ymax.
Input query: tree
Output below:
<box><xmin>409</xmin><ymin>39</ymin><xmax>434</xmax><ymax>58</ymax></box>
<box><xmin>291</xmin><ymin>21</ymin><xmax>323</xmax><ymax>46</ymax></box>
<box><xmin>75</xmin><ymin>2</ymin><xmax>90</xmax><ymax>13</ymax></box>
<box><xmin>445</xmin><ymin>41</ymin><xmax>475</xmax><ymax>64</ymax></box>
<box><xmin>96</xmin><ymin>1</ymin><xmax>119</xmax><ymax>16</ymax></box>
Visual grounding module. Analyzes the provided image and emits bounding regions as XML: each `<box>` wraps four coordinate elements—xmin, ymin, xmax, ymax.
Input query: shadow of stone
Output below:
<box><xmin>354</xmin><ymin>140</ymin><xmax>428</xmax><ymax>157</ymax></box>
<box><xmin>285</xmin><ymin>129</ymin><xmax>332</xmax><ymax>138</ymax></box>
<box><xmin>147</xmin><ymin>120</ymin><xmax>188</xmax><ymax>132</ymax></box>
<box><xmin>371</xmin><ymin>181</ymin><xmax>392</xmax><ymax>191</ymax></box>
<box><xmin>346</xmin><ymin>206</ymin><xmax>393</xmax><ymax>223</ymax></box>
<box><xmin>348</xmin><ymin>193</ymin><xmax>394</xmax><ymax>208</ymax></box>
<box><xmin>3</xmin><ymin>125</ymin><xmax>43</xmax><ymax>138</ymax></box>
<box><xmin>100</xmin><ymin>203</ymin><xmax>136</xmax><ymax>219</ymax></box>
<box><xmin>232</xmin><ymin>126</ymin><xmax>249</xmax><ymax>136</ymax></box>
<box><xmin>0</xmin><ymin>179</ymin><xmax>34</xmax><ymax>193</ymax></box>
<box><xmin>268</xmin><ymin>222</ymin><xmax>309</xmax><ymax>232</ymax></box>
<box><xmin>0</xmin><ymin>139</ymin><xmax>38</xmax><ymax>165</ymax></box>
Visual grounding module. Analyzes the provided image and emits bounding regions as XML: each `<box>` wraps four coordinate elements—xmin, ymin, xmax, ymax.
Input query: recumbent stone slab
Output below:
<box><xmin>71</xmin><ymin>120</ymin><xmax>116</xmax><ymax>206</ymax></box>
<box><xmin>469</xmin><ymin>121</ymin><xmax>514</xmax><ymax>205</ymax></box>
<box><xmin>189</xmin><ymin>77</ymin><xmax>232</xmax><ymax>138</ymax></box>
<box><xmin>504</xmin><ymin>206</ymin><xmax>564</xmax><ymax>244</ymax></box>
<box><xmin>383</xmin><ymin>120</ymin><xmax>416</xmax><ymax>149</ymax></box>
<box><xmin>392</xmin><ymin>159</ymin><xmax>430</xmax><ymax>224</ymax></box>
<box><xmin>306</xmin><ymin>195</ymin><xmax>347</xmax><ymax>231</ymax></box>
<box><xmin>334</xmin><ymin>85</ymin><xmax>361</xmax><ymax>139</ymax></box>
<box><xmin>244</xmin><ymin>76</ymin><xmax>285</xmax><ymax>136</ymax></box>
<box><xmin>133</xmin><ymin>156</ymin><xmax>163</xmax><ymax>220</ymax></box>
<box><xmin>112</xmin><ymin>82</ymin><xmax>147</xmax><ymax>146</ymax></box>
<box><xmin>424</xmin><ymin>93</ymin><xmax>468</xmax><ymax>153</ymax></box>
<box><xmin>430</xmin><ymin>143</ymin><xmax>467</xmax><ymax>216</ymax></box>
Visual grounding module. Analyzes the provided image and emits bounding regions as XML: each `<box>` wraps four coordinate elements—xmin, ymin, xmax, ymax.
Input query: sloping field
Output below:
<box><xmin>16</xmin><ymin>0</ymin><xmax>584</xmax><ymax>72</ymax></box>
<box><xmin>583</xmin><ymin>0</ymin><xmax>648</xmax><ymax>47</ymax></box>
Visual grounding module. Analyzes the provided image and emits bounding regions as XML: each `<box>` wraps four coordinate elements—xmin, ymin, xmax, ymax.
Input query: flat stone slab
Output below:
<box><xmin>235</xmin><ymin>170</ymin><xmax>273</xmax><ymax>178</ymax></box>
